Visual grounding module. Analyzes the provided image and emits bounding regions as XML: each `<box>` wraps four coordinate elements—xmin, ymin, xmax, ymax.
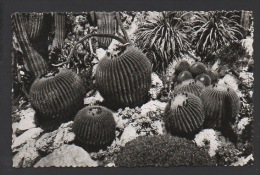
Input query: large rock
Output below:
<box><xmin>140</xmin><ymin>100</ymin><xmax>167</xmax><ymax>116</ymax></box>
<box><xmin>13</xmin><ymin>139</ymin><xmax>41</xmax><ymax>168</ymax></box>
<box><xmin>12</xmin><ymin>127</ymin><xmax>43</xmax><ymax>151</ymax></box>
<box><xmin>34</xmin><ymin>144</ymin><xmax>98</xmax><ymax>167</ymax></box>
<box><xmin>17</xmin><ymin>108</ymin><xmax>36</xmax><ymax>132</ymax></box>
<box><xmin>35</xmin><ymin>122</ymin><xmax>75</xmax><ymax>153</ymax></box>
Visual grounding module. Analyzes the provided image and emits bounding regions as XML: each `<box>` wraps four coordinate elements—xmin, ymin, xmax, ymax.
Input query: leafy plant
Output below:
<box><xmin>192</xmin><ymin>11</ymin><xmax>244</xmax><ymax>58</ymax></box>
<box><xmin>135</xmin><ymin>11</ymin><xmax>192</xmax><ymax>72</ymax></box>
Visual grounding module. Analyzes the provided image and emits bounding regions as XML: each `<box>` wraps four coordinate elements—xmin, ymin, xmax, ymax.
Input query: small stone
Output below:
<box><xmin>120</xmin><ymin>124</ymin><xmax>138</xmax><ymax>146</ymax></box>
<box><xmin>13</xmin><ymin>139</ymin><xmax>41</xmax><ymax>168</ymax></box>
<box><xmin>34</xmin><ymin>144</ymin><xmax>98</xmax><ymax>167</ymax></box>
<box><xmin>17</xmin><ymin>108</ymin><xmax>36</xmax><ymax>132</ymax></box>
<box><xmin>12</xmin><ymin>128</ymin><xmax>43</xmax><ymax>151</ymax></box>
<box><xmin>84</xmin><ymin>91</ymin><xmax>104</xmax><ymax>105</ymax></box>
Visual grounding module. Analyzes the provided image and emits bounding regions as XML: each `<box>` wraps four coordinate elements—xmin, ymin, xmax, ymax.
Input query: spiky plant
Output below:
<box><xmin>177</xmin><ymin>71</ymin><xmax>193</xmax><ymax>84</ymax></box>
<box><xmin>195</xmin><ymin>73</ymin><xmax>211</xmax><ymax>86</ymax></box>
<box><xmin>115</xmin><ymin>135</ymin><xmax>216</xmax><ymax>167</ymax></box>
<box><xmin>173</xmin><ymin>79</ymin><xmax>205</xmax><ymax>97</ymax></box>
<box><xmin>164</xmin><ymin>92</ymin><xmax>205</xmax><ymax>137</ymax></box>
<box><xmin>192</xmin><ymin>11</ymin><xmax>244</xmax><ymax>57</ymax></box>
<box><xmin>135</xmin><ymin>11</ymin><xmax>191</xmax><ymax>72</ymax></box>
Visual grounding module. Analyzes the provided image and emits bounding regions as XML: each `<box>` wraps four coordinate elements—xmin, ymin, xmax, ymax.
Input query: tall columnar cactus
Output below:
<box><xmin>51</xmin><ymin>13</ymin><xmax>66</xmax><ymax>50</ymax></box>
<box><xmin>177</xmin><ymin>71</ymin><xmax>193</xmax><ymax>84</ymax></box>
<box><xmin>201</xmin><ymin>84</ymin><xmax>240</xmax><ymax>133</ymax></box>
<box><xmin>96</xmin><ymin>12</ymin><xmax>117</xmax><ymax>49</ymax></box>
<box><xmin>72</xmin><ymin>106</ymin><xmax>116</xmax><ymax>150</ymax></box>
<box><xmin>195</xmin><ymin>73</ymin><xmax>211</xmax><ymax>86</ymax></box>
<box><xmin>173</xmin><ymin>79</ymin><xmax>205</xmax><ymax>97</ymax></box>
<box><xmin>95</xmin><ymin>46</ymin><xmax>152</xmax><ymax>110</ymax></box>
<box><xmin>175</xmin><ymin>60</ymin><xmax>190</xmax><ymax>74</ymax></box>
<box><xmin>115</xmin><ymin>135</ymin><xmax>216</xmax><ymax>167</ymax></box>
<box><xmin>12</xmin><ymin>13</ymin><xmax>49</xmax><ymax>78</ymax></box>
<box><xmin>29</xmin><ymin>68</ymin><xmax>85</xmax><ymax>131</ymax></box>
<box><xmin>190</xmin><ymin>62</ymin><xmax>207</xmax><ymax>77</ymax></box>
<box><xmin>164</xmin><ymin>92</ymin><xmax>205</xmax><ymax>137</ymax></box>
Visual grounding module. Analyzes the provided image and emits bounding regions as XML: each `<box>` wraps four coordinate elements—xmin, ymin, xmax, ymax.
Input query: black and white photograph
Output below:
<box><xmin>11</xmin><ymin>11</ymin><xmax>254</xmax><ymax>167</ymax></box>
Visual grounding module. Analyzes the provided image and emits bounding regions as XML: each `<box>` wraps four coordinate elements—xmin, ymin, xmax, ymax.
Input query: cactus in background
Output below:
<box><xmin>164</xmin><ymin>92</ymin><xmax>205</xmax><ymax>137</ymax></box>
<box><xmin>173</xmin><ymin>79</ymin><xmax>205</xmax><ymax>97</ymax></box>
<box><xmin>51</xmin><ymin>13</ymin><xmax>66</xmax><ymax>50</ymax></box>
<box><xmin>195</xmin><ymin>73</ymin><xmax>211</xmax><ymax>86</ymax></box>
<box><xmin>175</xmin><ymin>60</ymin><xmax>190</xmax><ymax>74</ymax></box>
<box><xmin>29</xmin><ymin>68</ymin><xmax>85</xmax><ymax>131</ymax></box>
<box><xmin>72</xmin><ymin>106</ymin><xmax>116</xmax><ymax>151</ymax></box>
<box><xmin>177</xmin><ymin>71</ymin><xmax>193</xmax><ymax>84</ymax></box>
<box><xmin>207</xmin><ymin>69</ymin><xmax>219</xmax><ymax>84</ymax></box>
<box><xmin>201</xmin><ymin>84</ymin><xmax>240</xmax><ymax>130</ymax></box>
<box><xmin>12</xmin><ymin>13</ymin><xmax>49</xmax><ymax>78</ymax></box>
<box><xmin>190</xmin><ymin>62</ymin><xmax>207</xmax><ymax>77</ymax></box>
<box><xmin>96</xmin><ymin>12</ymin><xmax>117</xmax><ymax>49</ymax></box>
<box><xmin>115</xmin><ymin>135</ymin><xmax>216</xmax><ymax>167</ymax></box>
<box><xmin>95</xmin><ymin>46</ymin><xmax>152</xmax><ymax>110</ymax></box>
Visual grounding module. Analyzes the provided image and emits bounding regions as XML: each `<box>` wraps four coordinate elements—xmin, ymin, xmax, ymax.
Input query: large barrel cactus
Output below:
<box><xmin>175</xmin><ymin>60</ymin><xmax>190</xmax><ymax>74</ymax></box>
<box><xmin>29</xmin><ymin>68</ymin><xmax>85</xmax><ymax>131</ymax></box>
<box><xmin>72</xmin><ymin>106</ymin><xmax>116</xmax><ymax>151</ymax></box>
<box><xmin>164</xmin><ymin>92</ymin><xmax>205</xmax><ymax>137</ymax></box>
<box><xmin>95</xmin><ymin>46</ymin><xmax>152</xmax><ymax>110</ymax></box>
<box><xmin>115</xmin><ymin>135</ymin><xmax>216</xmax><ymax>167</ymax></box>
<box><xmin>12</xmin><ymin>13</ymin><xmax>49</xmax><ymax>78</ymax></box>
<box><xmin>173</xmin><ymin>79</ymin><xmax>205</xmax><ymax>97</ymax></box>
<box><xmin>190</xmin><ymin>62</ymin><xmax>207</xmax><ymax>77</ymax></box>
<box><xmin>201</xmin><ymin>84</ymin><xmax>240</xmax><ymax>130</ymax></box>
<box><xmin>195</xmin><ymin>73</ymin><xmax>211</xmax><ymax>86</ymax></box>
<box><xmin>51</xmin><ymin>13</ymin><xmax>66</xmax><ymax>50</ymax></box>
<box><xmin>96</xmin><ymin>12</ymin><xmax>117</xmax><ymax>49</ymax></box>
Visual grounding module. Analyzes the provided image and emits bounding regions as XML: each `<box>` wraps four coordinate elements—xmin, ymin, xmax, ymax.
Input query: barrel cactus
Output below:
<box><xmin>72</xmin><ymin>106</ymin><xmax>116</xmax><ymax>151</ymax></box>
<box><xmin>96</xmin><ymin>12</ymin><xmax>117</xmax><ymax>49</ymax></box>
<box><xmin>29</xmin><ymin>68</ymin><xmax>85</xmax><ymax>131</ymax></box>
<box><xmin>175</xmin><ymin>60</ymin><xmax>190</xmax><ymax>74</ymax></box>
<box><xmin>12</xmin><ymin>13</ymin><xmax>49</xmax><ymax>78</ymax></box>
<box><xmin>195</xmin><ymin>73</ymin><xmax>211</xmax><ymax>86</ymax></box>
<box><xmin>95</xmin><ymin>46</ymin><xmax>152</xmax><ymax>110</ymax></box>
<box><xmin>190</xmin><ymin>62</ymin><xmax>207</xmax><ymax>77</ymax></box>
<box><xmin>115</xmin><ymin>135</ymin><xmax>216</xmax><ymax>167</ymax></box>
<box><xmin>177</xmin><ymin>71</ymin><xmax>193</xmax><ymax>84</ymax></box>
<box><xmin>201</xmin><ymin>84</ymin><xmax>240</xmax><ymax>130</ymax></box>
<box><xmin>164</xmin><ymin>92</ymin><xmax>205</xmax><ymax>137</ymax></box>
<box><xmin>173</xmin><ymin>79</ymin><xmax>205</xmax><ymax>97</ymax></box>
<box><xmin>207</xmin><ymin>69</ymin><xmax>219</xmax><ymax>83</ymax></box>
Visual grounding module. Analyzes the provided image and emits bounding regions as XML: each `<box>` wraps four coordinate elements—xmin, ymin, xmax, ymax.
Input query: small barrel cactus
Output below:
<box><xmin>190</xmin><ymin>62</ymin><xmax>207</xmax><ymax>77</ymax></box>
<box><xmin>115</xmin><ymin>135</ymin><xmax>216</xmax><ymax>167</ymax></box>
<box><xmin>201</xmin><ymin>84</ymin><xmax>240</xmax><ymax>130</ymax></box>
<box><xmin>95</xmin><ymin>46</ymin><xmax>152</xmax><ymax>110</ymax></box>
<box><xmin>12</xmin><ymin>13</ymin><xmax>49</xmax><ymax>78</ymax></box>
<box><xmin>51</xmin><ymin>13</ymin><xmax>66</xmax><ymax>50</ymax></box>
<box><xmin>96</xmin><ymin>12</ymin><xmax>117</xmax><ymax>49</ymax></box>
<box><xmin>195</xmin><ymin>73</ymin><xmax>211</xmax><ymax>86</ymax></box>
<box><xmin>72</xmin><ymin>106</ymin><xmax>116</xmax><ymax>151</ymax></box>
<box><xmin>175</xmin><ymin>60</ymin><xmax>190</xmax><ymax>74</ymax></box>
<box><xmin>29</xmin><ymin>68</ymin><xmax>85</xmax><ymax>131</ymax></box>
<box><xmin>177</xmin><ymin>71</ymin><xmax>193</xmax><ymax>84</ymax></box>
<box><xmin>173</xmin><ymin>79</ymin><xmax>205</xmax><ymax>97</ymax></box>
<box><xmin>207</xmin><ymin>69</ymin><xmax>219</xmax><ymax>83</ymax></box>
<box><xmin>164</xmin><ymin>92</ymin><xmax>205</xmax><ymax>137</ymax></box>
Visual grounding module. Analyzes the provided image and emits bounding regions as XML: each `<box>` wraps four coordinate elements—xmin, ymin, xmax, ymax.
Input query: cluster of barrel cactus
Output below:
<box><xmin>163</xmin><ymin>60</ymin><xmax>240</xmax><ymax>140</ymax></box>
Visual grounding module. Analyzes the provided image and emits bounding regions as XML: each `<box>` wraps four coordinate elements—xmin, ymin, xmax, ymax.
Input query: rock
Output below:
<box><xmin>113</xmin><ymin>113</ymin><xmax>128</xmax><ymax>129</ymax></box>
<box><xmin>149</xmin><ymin>73</ymin><xmax>163</xmax><ymax>99</ymax></box>
<box><xmin>241</xmin><ymin>37</ymin><xmax>253</xmax><ymax>57</ymax></box>
<box><xmin>34</xmin><ymin>144</ymin><xmax>98</xmax><ymax>167</ymax></box>
<box><xmin>35</xmin><ymin>122</ymin><xmax>75</xmax><ymax>153</ymax></box>
<box><xmin>17</xmin><ymin>108</ymin><xmax>36</xmax><ymax>132</ymax></box>
<box><xmin>237</xmin><ymin>117</ymin><xmax>252</xmax><ymax>135</ymax></box>
<box><xmin>12</xmin><ymin>122</ymin><xmax>19</xmax><ymax>140</ymax></box>
<box><xmin>194</xmin><ymin>129</ymin><xmax>222</xmax><ymax>157</ymax></box>
<box><xmin>13</xmin><ymin>139</ymin><xmax>40</xmax><ymax>168</ymax></box>
<box><xmin>231</xmin><ymin>154</ymin><xmax>254</xmax><ymax>166</ymax></box>
<box><xmin>211</xmin><ymin>59</ymin><xmax>221</xmax><ymax>71</ymax></box>
<box><xmin>218</xmin><ymin>74</ymin><xmax>239</xmax><ymax>91</ymax></box>
<box><xmin>12</xmin><ymin>128</ymin><xmax>43</xmax><ymax>151</ymax></box>
<box><xmin>96</xmin><ymin>48</ymin><xmax>106</xmax><ymax>60</ymax></box>
<box><xmin>239</xmin><ymin>71</ymin><xmax>254</xmax><ymax>88</ymax></box>
<box><xmin>140</xmin><ymin>100</ymin><xmax>167</xmax><ymax>116</ymax></box>
<box><xmin>84</xmin><ymin>90</ymin><xmax>104</xmax><ymax>105</ymax></box>
<box><xmin>120</xmin><ymin>124</ymin><xmax>139</xmax><ymax>146</ymax></box>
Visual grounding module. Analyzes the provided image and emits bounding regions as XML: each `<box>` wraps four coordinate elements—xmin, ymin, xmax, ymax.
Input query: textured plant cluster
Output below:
<box><xmin>11</xmin><ymin>11</ymin><xmax>254</xmax><ymax>167</ymax></box>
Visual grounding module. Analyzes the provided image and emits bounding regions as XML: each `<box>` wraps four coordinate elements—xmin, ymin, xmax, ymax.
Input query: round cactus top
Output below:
<box><xmin>170</xmin><ymin>93</ymin><xmax>188</xmax><ymax>109</ymax></box>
